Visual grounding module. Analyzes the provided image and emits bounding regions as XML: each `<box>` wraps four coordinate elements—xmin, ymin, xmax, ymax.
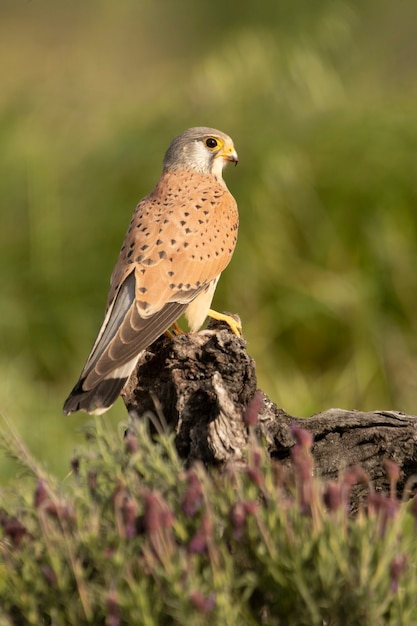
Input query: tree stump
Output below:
<box><xmin>122</xmin><ymin>317</ymin><xmax>417</xmax><ymax>509</ymax></box>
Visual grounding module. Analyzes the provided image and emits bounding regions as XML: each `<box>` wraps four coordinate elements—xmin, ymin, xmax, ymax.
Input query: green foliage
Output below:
<box><xmin>2</xmin><ymin>2</ymin><xmax>417</xmax><ymax>620</ymax></box>
<box><xmin>1</xmin><ymin>420</ymin><xmax>417</xmax><ymax>625</ymax></box>
<box><xmin>2</xmin><ymin>1</ymin><xmax>417</xmax><ymax>474</ymax></box>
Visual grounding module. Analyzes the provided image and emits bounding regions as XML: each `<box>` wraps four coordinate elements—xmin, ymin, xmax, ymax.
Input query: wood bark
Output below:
<box><xmin>122</xmin><ymin>318</ymin><xmax>417</xmax><ymax>508</ymax></box>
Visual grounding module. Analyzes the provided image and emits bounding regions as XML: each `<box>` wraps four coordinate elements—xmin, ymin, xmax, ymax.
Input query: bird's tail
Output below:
<box><xmin>63</xmin><ymin>376</ymin><xmax>129</xmax><ymax>415</ymax></box>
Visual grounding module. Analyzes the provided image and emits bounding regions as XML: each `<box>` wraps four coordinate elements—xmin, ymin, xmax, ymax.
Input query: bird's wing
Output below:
<box><xmin>107</xmin><ymin>169</ymin><xmax>238</xmax><ymax>313</ymax></box>
<box><xmin>81</xmin><ymin>169</ymin><xmax>238</xmax><ymax>389</ymax></box>
<box><xmin>80</xmin><ymin>271</ymin><xmax>191</xmax><ymax>389</ymax></box>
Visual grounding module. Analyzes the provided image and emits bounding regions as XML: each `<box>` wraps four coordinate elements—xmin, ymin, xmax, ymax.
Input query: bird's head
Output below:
<box><xmin>163</xmin><ymin>127</ymin><xmax>238</xmax><ymax>179</ymax></box>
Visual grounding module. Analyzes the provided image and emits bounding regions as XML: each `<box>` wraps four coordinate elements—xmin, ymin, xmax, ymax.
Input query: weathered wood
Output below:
<box><xmin>122</xmin><ymin>318</ymin><xmax>417</xmax><ymax>505</ymax></box>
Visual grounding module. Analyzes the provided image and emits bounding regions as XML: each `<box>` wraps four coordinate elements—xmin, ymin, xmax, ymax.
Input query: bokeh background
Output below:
<box><xmin>2</xmin><ymin>0</ymin><xmax>417</xmax><ymax>478</ymax></box>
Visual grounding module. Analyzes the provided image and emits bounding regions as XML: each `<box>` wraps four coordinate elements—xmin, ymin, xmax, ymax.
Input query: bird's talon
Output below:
<box><xmin>165</xmin><ymin>321</ymin><xmax>185</xmax><ymax>340</ymax></box>
<box><xmin>207</xmin><ymin>309</ymin><xmax>242</xmax><ymax>337</ymax></box>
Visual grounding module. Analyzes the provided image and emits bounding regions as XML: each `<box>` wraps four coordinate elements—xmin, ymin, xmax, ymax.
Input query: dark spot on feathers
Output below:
<box><xmin>170</xmin><ymin>239</ymin><xmax>176</xmax><ymax>245</ymax></box>
<box><xmin>140</xmin><ymin>244</ymin><xmax>149</xmax><ymax>251</ymax></box>
<box><xmin>156</xmin><ymin>239</ymin><xmax>163</xmax><ymax>245</ymax></box>
<box><xmin>138</xmin><ymin>287</ymin><xmax>147</xmax><ymax>294</ymax></box>
<box><xmin>168</xmin><ymin>271</ymin><xmax>174</xmax><ymax>277</ymax></box>
<box><xmin>158</xmin><ymin>250</ymin><xmax>167</xmax><ymax>259</ymax></box>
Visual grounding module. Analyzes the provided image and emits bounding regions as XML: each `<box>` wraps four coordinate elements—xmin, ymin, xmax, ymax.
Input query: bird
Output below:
<box><xmin>63</xmin><ymin>126</ymin><xmax>240</xmax><ymax>416</ymax></box>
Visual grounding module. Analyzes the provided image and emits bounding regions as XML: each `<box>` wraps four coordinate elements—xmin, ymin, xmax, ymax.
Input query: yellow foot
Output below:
<box><xmin>164</xmin><ymin>321</ymin><xmax>185</xmax><ymax>339</ymax></box>
<box><xmin>207</xmin><ymin>309</ymin><xmax>242</xmax><ymax>337</ymax></box>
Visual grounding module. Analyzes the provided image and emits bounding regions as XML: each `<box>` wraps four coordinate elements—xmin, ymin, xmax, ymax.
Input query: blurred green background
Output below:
<box><xmin>2</xmin><ymin>0</ymin><xmax>417</xmax><ymax>478</ymax></box>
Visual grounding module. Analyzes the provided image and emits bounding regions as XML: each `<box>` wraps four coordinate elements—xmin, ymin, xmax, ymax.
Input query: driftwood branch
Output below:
<box><xmin>123</xmin><ymin>317</ymin><xmax>417</xmax><ymax>507</ymax></box>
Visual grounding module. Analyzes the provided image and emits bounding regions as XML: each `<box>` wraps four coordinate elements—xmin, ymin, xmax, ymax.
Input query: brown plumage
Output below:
<box><xmin>63</xmin><ymin>127</ymin><xmax>239</xmax><ymax>415</ymax></box>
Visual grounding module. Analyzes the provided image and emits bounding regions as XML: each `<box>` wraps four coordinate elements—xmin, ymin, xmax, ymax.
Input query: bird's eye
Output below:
<box><xmin>205</xmin><ymin>137</ymin><xmax>218</xmax><ymax>149</ymax></box>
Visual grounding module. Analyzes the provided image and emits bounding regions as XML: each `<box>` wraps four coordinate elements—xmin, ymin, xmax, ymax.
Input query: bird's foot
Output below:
<box><xmin>207</xmin><ymin>309</ymin><xmax>242</xmax><ymax>337</ymax></box>
<box><xmin>165</xmin><ymin>321</ymin><xmax>185</xmax><ymax>339</ymax></box>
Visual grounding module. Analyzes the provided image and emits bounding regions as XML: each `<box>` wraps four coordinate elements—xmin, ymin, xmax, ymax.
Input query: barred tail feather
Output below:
<box><xmin>63</xmin><ymin>355</ymin><xmax>140</xmax><ymax>416</ymax></box>
<box><xmin>63</xmin><ymin>376</ymin><xmax>128</xmax><ymax>415</ymax></box>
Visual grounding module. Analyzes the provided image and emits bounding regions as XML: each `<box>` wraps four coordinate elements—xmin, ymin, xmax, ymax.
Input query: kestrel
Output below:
<box><xmin>63</xmin><ymin>127</ymin><xmax>240</xmax><ymax>415</ymax></box>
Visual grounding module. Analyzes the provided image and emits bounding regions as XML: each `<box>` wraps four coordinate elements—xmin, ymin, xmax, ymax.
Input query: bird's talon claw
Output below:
<box><xmin>207</xmin><ymin>309</ymin><xmax>242</xmax><ymax>337</ymax></box>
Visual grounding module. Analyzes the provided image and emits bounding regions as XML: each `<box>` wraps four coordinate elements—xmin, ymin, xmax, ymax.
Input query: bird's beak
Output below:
<box><xmin>221</xmin><ymin>145</ymin><xmax>239</xmax><ymax>166</ymax></box>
